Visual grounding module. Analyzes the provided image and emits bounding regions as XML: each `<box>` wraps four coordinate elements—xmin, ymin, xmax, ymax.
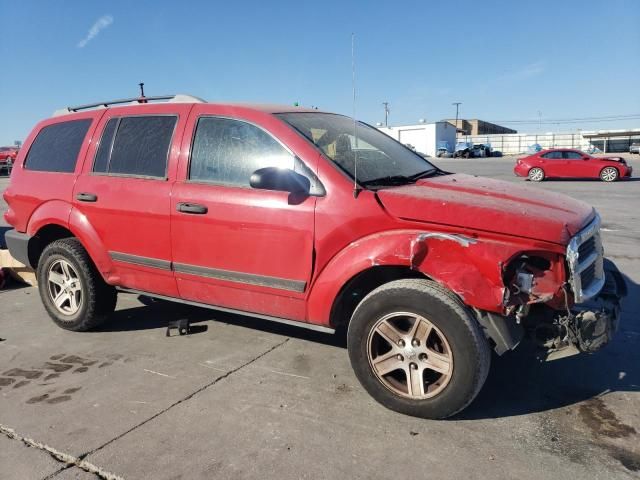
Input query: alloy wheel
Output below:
<box><xmin>367</xmin><ymin>312</ymin><xmax>454</xmax><ymax>399</ymax></box>
<box><xmin>601</xmin><ymin>167</ymin><xmax>618</xmax><ymax>182</ymax></box>
<box><xmin>47</xmin><ymin>259</ymin><xmax>83</xmax><ymax>315</ymax></box>
<box><xmin>529</xmin><ymin>168</ymin><xmax>544</xmax><ymax>181</ymax></box>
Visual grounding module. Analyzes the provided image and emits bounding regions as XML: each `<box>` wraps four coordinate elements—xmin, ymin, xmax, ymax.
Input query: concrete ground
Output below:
<box><xmin>1</xmin><ymin>155</ymin><xmax>639</xmax><ymax>479</ymax></box>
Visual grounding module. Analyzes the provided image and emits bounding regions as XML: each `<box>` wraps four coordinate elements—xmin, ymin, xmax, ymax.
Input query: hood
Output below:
<box><xmin>376</xmin><ymin>174</ymin><xmax>594</xmax><ymax>245</ymax></box>
<box><xmin>601</xmin><ymin>156</ymin><xmax>626</xmax><ymax>163</ymax></box>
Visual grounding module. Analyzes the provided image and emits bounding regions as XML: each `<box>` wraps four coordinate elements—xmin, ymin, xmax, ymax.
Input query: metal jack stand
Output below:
<box><xmin>166</xmin><ymin>319</ymin><xmax>191</xmax><ymax>337</ymax></box>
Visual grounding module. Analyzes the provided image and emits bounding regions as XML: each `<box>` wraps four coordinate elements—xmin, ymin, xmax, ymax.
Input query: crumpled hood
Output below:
<box><xmin>376</xmin><ymin>173</ymin><xmax>594</xmax><ymax>245</ymax></box>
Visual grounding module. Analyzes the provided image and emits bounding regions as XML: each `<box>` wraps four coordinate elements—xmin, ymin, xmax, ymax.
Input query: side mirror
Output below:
<box><xmin>583</xmin><ymin>156</ymin><xmax>590</xmax><ymax>160</ymax></box>
<box><xmin>250</xmin><ymin>167</ymin><xmax>311</xmax><ymax>195</ymax></box>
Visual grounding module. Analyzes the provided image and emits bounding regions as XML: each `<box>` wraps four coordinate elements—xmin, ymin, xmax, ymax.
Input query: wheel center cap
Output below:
<box><xmin>405</xmin><ymin>348</ymin><xmax>417</xmax><ymax>360</ymax></box>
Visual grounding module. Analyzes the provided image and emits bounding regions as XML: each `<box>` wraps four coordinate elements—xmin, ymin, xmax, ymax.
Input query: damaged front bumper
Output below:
<box><xmin>539</xmin><ymin>260</ymin><xmax>626</xmax><ymax>361</ymax></box>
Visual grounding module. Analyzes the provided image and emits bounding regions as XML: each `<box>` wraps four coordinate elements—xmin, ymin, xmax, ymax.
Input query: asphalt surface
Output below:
<box><xmin>1</xmin><ymin>155</ymin><xmax>639</xmax><ymax>479</ymax></box>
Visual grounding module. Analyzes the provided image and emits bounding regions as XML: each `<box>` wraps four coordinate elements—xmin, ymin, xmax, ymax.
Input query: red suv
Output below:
<box><xmin>3</xmin><ymin>95</ymin><xmax>625</xmax><ymax>418</ymax></box>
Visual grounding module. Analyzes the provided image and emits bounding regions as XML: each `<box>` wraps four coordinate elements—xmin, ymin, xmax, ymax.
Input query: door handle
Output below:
<box><xmin>76</xmin><ymin>192</ymin><xmax>98</xmax><ymax>202</ymax></box>
<box><xmin>177</xmin><ymin>202</ymin><xmax>208</xmax><ymax>214</ymax></box>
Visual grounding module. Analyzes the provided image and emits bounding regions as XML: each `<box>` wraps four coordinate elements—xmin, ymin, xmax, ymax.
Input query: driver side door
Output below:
<box><xmin>170</xmin><ymin>113</ymin><xmax>317</xmax><ymax>321</ymax></box>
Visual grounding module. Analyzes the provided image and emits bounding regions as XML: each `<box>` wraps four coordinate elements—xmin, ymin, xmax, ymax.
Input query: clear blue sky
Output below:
<box><xmin>1</xmin><ymin>0</ymin><xmax>639</xmax><ymax>145</ymax></box>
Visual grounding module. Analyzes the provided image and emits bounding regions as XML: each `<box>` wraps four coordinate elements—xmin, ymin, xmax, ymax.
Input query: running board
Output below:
<box><xmin>117</xmin><ymin>288</ymin><xmax>335</xmax><ymax>334</ymax></box>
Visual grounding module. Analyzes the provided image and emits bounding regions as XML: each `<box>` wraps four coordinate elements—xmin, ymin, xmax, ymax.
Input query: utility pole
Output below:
<box><xmin>537</xmin><ymin>110</ymin><xmax>542</xmax><ymax>132</ymax></box>
<box><xmin>382</xmin><ymin>102</ymin><xmax>390</xmax><ymax>127</ymax></box>
<box><xmin>452</xmin><ymin>102</ymin><xmax>462</xmax><ymax>134</ymax></box>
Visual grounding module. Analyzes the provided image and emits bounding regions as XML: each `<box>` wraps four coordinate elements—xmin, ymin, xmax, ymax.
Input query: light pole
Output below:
<box><xmin>382</xmin><ymin>102</ymin><xmax>390</xmax><ymax>127</ymax></box>
<box><xmin>452</xmin><ymin>102</ymin><xmax>462</xmax><ymax>135</ymax></box>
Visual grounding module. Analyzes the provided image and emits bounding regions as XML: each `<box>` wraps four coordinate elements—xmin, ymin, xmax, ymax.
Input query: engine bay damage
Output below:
<box><xmin>484</xmin><ymin>256</ymin><xmax>625</xmax><ymax>360</ymax></box>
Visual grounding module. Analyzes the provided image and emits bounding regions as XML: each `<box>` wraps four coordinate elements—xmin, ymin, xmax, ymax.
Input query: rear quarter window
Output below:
<box><xmin>24</xmin><ymin>119</ymin><xmax>91</xmax><ymax>172</ymax></box>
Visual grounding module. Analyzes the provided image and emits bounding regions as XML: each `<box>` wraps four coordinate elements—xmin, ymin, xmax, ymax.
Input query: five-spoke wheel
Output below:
<box><xmin>368</xmin><ymin>312</ymin><xmax>453</xmax><ymax>399</ymax></box>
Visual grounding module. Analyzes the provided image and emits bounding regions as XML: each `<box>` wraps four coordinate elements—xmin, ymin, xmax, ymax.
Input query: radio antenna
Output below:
<box><xmin>352</xmin><ymin>33</ymin><xmax>361</xmax><ymax>198</ymax></box>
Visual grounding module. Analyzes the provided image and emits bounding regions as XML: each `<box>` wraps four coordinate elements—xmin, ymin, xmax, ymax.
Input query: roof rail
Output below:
<box><xmin>52</xmin><ymin>94</ymin><xmax>206</xmax><ymax>117</ymax></box>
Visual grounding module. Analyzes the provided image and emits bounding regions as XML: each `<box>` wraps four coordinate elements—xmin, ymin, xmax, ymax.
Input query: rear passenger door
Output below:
<box><xmin>73</xmin><ymin>105</ymin><xmax>190</xmax><ymax>296</ymax></box>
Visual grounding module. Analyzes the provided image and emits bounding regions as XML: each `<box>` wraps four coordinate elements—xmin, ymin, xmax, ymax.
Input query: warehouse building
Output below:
<box><xmin>444</xmin><ymin>119</ymin><xmax>517</xmax><ymax>135</ymax></box>
<box><xmin>378</xmin><ymin>122</ymin><xmax>456</xmax><ymax>157</ymax></box>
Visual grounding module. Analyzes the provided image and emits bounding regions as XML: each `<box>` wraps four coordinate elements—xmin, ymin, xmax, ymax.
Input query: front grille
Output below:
<box><xmin>578</xmin><ymin>236</ymin><xmax>596</xmax><ymax>259</ymax></box>
<box><xmin>580</xmin><ymin>262</ymin><xmax>596</xmax><ymax>288</ymax></box>
<box><xmin>566</xmin><ymin>214</ymin><xmax>605</xmax><ymax>303</ymax></box>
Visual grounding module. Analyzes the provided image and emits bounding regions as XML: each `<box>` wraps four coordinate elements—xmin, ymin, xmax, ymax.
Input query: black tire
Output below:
<box><xmin>347</xmin><ymin>279</ymin><xmax>490</xmax><ymax>419</ymax></box>
<box><xmin>36</xmin><ymin>238</ymin><xmax>117</xmax><ymax>331</ymax></box>
<box><xmin>600</xmin><ymin>166</ymin><xmax>619</xmax><ymax>182</ymax></box>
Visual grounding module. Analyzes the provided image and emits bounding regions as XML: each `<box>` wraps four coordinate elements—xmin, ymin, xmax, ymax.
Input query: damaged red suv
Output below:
<box><xmin>3</xmin><ymin>95</ymin><xmax>626</xmax><ymax>418</ymax></box>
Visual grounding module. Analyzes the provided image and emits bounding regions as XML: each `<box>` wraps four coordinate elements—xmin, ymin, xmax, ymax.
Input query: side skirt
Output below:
<box><xmin>116</xmin><ymin>287</ymin><xmax>335</xmax><ymax>334</ymax></box>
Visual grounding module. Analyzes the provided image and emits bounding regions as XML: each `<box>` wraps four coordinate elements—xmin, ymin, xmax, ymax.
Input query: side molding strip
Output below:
<box><xmin>109</xmin><ymin>251</ymin><xmax>306</xmax><ymax>293</ymax></box>
<box><xmin>109</xmin><ymin>251</ymin><xmax>172</xmax><ymax>271</ymax></box>
<box><xmin>173</xmin><ymin>262</ymin><xmax>306</xmax><ymax>293</ymax></box>
<box><xmin>118</xmin><ymin>287</ymin><xmax>334</xmax><ymax>334</ymax></box>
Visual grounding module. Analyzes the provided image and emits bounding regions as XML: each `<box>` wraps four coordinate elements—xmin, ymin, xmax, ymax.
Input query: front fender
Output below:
<box><xmin>307</xmin><ymin>229</ymin><xmax>543</xmax><ymax>326</ymax></box>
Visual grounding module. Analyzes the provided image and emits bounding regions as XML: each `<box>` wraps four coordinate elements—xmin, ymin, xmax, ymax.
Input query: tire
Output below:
<box><xmin>347</xmin><ymin>279</ymin><xmax>491</xmax><ymax>419</ymax></box>
<box><xmin>36</xmin><ymin>238</ymin><xmax>117</xmax><ymax>331</ymax></box>
<box><xmin>600</xmin><ymin>166</ymin><xmax>619</xmax><ymax>182</ymax></box>
<box><xmin>528</xmin><ymin>167</ymin><xmax>545</xmax><ymax>182</ymax></box>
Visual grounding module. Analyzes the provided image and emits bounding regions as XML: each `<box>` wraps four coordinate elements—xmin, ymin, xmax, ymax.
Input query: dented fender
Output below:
<box><xmin>307</xmin><ymin>229</ymin><xmax>561</xmax><ymax>326</ymax></box>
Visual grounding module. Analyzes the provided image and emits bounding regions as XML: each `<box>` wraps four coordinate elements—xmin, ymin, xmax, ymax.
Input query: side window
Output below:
<box><xmin>541</xmin><ymin>151</ymin><xmax>561</xmax><ymax>159</ymax></box>
<box><xmin>189</xmin><ymin>117</ymin><xmax>294</xmax><ymax>186</ymax></box>
<box><xmin>93</xmin><ymin>116</ymin><xmax>177</xmax><ymax>178</ymax></box>
<box><xmin>564</xmin><ymin>151</ymin><xmax>582</xmax><ymax>159</ymax></box>
<box><xmin>25</xmin><ymin>119</ymin><xmax>91</xmax><ymax>173</ymax></box>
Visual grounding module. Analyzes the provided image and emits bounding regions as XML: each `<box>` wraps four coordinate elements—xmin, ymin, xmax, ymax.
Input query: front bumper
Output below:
<box><xmin>541</xmin><ymin>260</ymin><xmax>625</xmax><ymax>361</ymax></box>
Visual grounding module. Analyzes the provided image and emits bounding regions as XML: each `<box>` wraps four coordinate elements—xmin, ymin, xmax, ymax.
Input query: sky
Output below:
<box><xmin>0</xmin><ymin>0</ymin><xmax>639</xmax><ymax>145</ymax></box>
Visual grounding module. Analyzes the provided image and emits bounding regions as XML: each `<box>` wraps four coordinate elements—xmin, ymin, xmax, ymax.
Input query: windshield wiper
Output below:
<box><xmin>360</xmin><ymin>169</ymin><xmax>437</xmax><ymax>187</ymax></box>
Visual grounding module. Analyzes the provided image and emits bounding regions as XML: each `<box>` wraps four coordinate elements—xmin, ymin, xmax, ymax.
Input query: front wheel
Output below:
<box><xmin>600</xmin><ymin>166</ymin><xmax>619</xmax><ymax>182</ymax></box>
<box><xmin>37</xmin><ymin>238</ymin><xmax>117</xmax><ymax>331</ymax></box>
<box><xmin>347</xmin><ymin>279</ymin><xmax>491</xmax><ymax>419</ymax></box>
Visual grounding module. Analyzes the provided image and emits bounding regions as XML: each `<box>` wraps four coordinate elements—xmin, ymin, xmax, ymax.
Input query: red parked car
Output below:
<box><xmin>0</xmin><ymin>146</ymin><xmax>19</xmax><ymax>174</ymax></box>
<box><xmin>3</xmin><ymin>95</ymin><xmax>625</xmax><ymax>419</ymax></box>
<box><xmin>514</xmin><ymin>148</ymin><xmax>632</xmax><ymax>182</ymax></box>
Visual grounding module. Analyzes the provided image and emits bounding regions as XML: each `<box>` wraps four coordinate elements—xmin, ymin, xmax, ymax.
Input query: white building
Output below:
<box><xmin>378</xmin><ymin>122</ymin><xmax>457</xmax><ymax>157</ymax></box>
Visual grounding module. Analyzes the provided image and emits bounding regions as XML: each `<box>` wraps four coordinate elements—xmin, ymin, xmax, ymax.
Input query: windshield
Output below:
<box><xmin>276</xmin><ymin>113</ymin><xmax>437</xmax><ymax>185</ymax></box>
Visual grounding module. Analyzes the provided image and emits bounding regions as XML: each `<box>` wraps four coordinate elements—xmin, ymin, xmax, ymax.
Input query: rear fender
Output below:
<box><xmin>26</xmin><ymin>200</ymin><xmax>73</xmax><ymax>237</ymax></box>
<box><xmin>67</xmin><ymin>207</ymin><xmax>113</xmax><ymax>274</ymax></box>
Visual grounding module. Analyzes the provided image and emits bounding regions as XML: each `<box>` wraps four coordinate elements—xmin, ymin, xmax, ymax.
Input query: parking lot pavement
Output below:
<box><xmin>1</xmin><ymin>157</ymin><xmax>639</xmax><ymax>479</ymax></box>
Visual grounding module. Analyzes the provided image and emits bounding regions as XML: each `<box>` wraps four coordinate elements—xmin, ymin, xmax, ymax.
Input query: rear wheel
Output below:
<box><xmin>600</xmin><ymin>166</ymin><xmax>619</xmax><ymax>182</ymax></box>
<box><xmin>37</xmin><ymin>238</ymin><xmax>117</xmax><ymax>331</ymax></box>
<box><xmin>347</xmin><ymin>279</ymin><xmax>490</xmax><ymax>419</ymax></box>
<box><xmin>528</xmin><ymin>167</ymin><xmax>545</xmax><ymax>182</ymax></box>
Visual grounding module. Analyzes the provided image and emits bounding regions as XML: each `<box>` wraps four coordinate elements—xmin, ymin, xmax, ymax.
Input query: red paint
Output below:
<box><xmin>3</xmin><ymin>102</ymin><xmax>599</xmax><ymax>328</ymax></box>
<box><xmin>514</xmin><ymin>149</ymin><xmax>632</xmax><ymax>180</ymax></box>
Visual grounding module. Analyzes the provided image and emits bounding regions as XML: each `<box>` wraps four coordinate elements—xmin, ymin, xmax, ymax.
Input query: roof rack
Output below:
<box><xmin>52</xmin><ymin>94</ymin><xmax>206</xmax><ymax>117</ymax></box>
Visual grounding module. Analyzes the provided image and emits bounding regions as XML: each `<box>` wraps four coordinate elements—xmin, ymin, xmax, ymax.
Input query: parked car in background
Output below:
<box><xmin>0</xmin><ymin>146</ymin><xmax>18</xmax><ymax>174</ymax></box>
<box><xmin>630</xmin><ymin>143</ymin><xmax>640</xmax><ymax>154</ymax></box>
<box><xmin>436</xmin><ymin>141</ymin><xmax>452</xmax><ymax>157</ymax></box>
<box><xmin>3</xmin><ymin>95</ymin><xmax>624</xmax><ymax>419</ymax></box>
<box><xmin>453</xmin><ymin>141</ymin><xmax>473</xmax><ymax>158</ymax></box>
<box><xmin>514</xmin><ymin>148</ymin><xmax>632</xmax><ymax>182</ymax></box>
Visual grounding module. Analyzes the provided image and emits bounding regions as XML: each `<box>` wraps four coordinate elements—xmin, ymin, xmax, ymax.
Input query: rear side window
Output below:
<box><xmin>93</xmin><ymin>116</ymin><xmax>177</xmax><ymax>178</ymax></box>
<box><xmin>25</xmin><ymin>119</ymin><xmax>91</xmax><ymax>172</ymax></box>
<box><xmin>189</xmin><ymin>117</ymin><xmax>293</xmax><ymax>186</ymax></box>
<box><xmin>541</xmin><ymin>151</ymin><xmax>562</xmax><ymax>159</ymax></box>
